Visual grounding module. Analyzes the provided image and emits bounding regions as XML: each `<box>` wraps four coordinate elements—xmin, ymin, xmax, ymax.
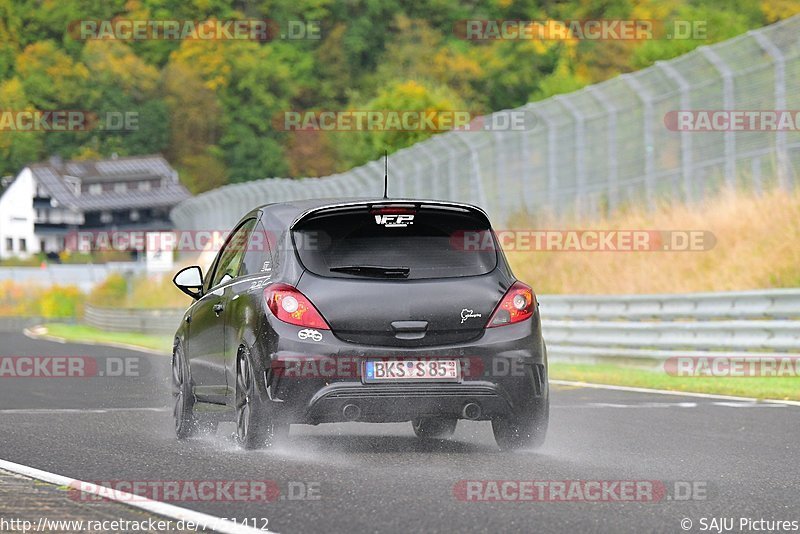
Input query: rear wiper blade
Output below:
<box><xmin>329</xmin><ymin>265</ymin><xmax>410</xmax><ymax>278</ymax></box>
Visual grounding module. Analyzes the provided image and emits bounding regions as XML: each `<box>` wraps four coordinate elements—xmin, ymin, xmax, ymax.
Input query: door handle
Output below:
<box><xmin>213</xmin><ymin>303</ymin><xmax>224</xmax><ymax>316</ymax></box>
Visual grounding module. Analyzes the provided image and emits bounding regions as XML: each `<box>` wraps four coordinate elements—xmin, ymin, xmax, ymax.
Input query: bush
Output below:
<box><xmin>38</xmin><ymin>286</ymin><xmax>84</xmax><ymax>318</ymax></box>
<box><xmin>88</xmin><ymin>273</ymin><xmax>128</xmax><ymax>307</ymax></box>
<box><xmin>0</xmin><ymin>281</ymin><xmax>84</xmax><ymax>318</ymax></box>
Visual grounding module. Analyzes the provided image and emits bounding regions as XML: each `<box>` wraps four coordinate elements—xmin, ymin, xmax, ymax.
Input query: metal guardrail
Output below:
<box><xmin>540</xmin><ymin>289</ymin><xmax>800</xmax><ymax>361</ymax></box>
<box><xmin>84</xmin><ymin>305</ymin><xmax>183</xmax><ymax>336</ymax></box>
<box><xmin>78</xmin><ymin>289</ymin><xmax>800</xmax><ymax>362</ymax></box>
<box><xmin>538</xmin><ymin>289</ymin><xmax>800</xmax><ymax>321</ymax></box>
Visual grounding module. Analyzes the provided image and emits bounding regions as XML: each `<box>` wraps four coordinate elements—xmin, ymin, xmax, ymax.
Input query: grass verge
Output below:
<box><xmin>41</xmin><ymin>323</ymin><xmax>172</xmax><ymax>354</ymax></box>
<box><xmin>508</xmin><ymin>187</ymin><xmax>800</xmax><ymax>294</ymax></box>
<box><xmin>550</xmin><ymin>362</ymin><xmax>800</xmax><ymax>401</ymax></box>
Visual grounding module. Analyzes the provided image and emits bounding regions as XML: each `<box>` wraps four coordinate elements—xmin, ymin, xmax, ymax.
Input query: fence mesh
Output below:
<box><xmin>171</xmin><ymin>16</ymin><xmax>800</xmax><ymax>231</ymax></box>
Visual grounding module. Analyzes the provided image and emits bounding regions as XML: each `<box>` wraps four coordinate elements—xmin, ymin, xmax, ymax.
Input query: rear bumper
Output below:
<box><xmin>305</xmin><ymin>381</ymin><xmax>519</xmax><ymax>423</ymax></box>
<box><xmin>256</xmin><ymin>315</ymin><xmax>548</xmax><ymax>424</ymax></box>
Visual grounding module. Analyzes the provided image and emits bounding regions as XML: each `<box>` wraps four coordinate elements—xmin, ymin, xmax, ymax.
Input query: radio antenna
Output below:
<box><xmin>383</xmin><ymin>149</ymin><xmax>389</xmax><ymax>199</ymax></box>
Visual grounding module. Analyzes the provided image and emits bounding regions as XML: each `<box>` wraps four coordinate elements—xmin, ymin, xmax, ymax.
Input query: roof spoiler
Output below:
<box><xmin>290</xmin><ymin>200</ymin><xmax>490</xmax><ymax>229</ymax></box>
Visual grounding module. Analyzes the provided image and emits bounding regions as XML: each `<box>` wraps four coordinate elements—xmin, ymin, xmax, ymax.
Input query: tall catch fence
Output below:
<box><xmin>172</xmin><ymin>16</ymin><xmax>800</xmax><ymax>231</ymax></box>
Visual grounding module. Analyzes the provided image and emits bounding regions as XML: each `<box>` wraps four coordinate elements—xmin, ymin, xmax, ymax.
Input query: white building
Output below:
<box><xmin>0</xmin><ymin>154</ymin><xmax>189</xmax><ymax>260</ymax></box>
<box><xmin>0</xmin><ymin>168</ymin><xmax>38</xmax><ymax>259</ymax></box>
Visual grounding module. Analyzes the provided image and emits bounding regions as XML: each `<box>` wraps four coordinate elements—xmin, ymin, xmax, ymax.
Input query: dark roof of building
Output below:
<box><xmin>28</xmin><ymin>155</ymin><xmax>190</xmax><ymax>212</ymax></box>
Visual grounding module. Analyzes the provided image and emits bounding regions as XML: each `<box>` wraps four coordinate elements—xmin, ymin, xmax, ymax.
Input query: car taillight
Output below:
<box><xmin>487</xmin><ymin>281</ymin><xmax>536</xmax><ymax>328</ymax></box>
<box><xmin>264</xmin><ymin>283</ymin><xmax>330</xmax><ymax>330</ymax></box>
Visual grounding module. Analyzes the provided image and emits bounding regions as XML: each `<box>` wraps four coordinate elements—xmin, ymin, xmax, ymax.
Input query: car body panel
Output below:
<box><xmin>173</xmin><ymin>198</ymin><xmax>548</xmax><ymax>428</ymax></box>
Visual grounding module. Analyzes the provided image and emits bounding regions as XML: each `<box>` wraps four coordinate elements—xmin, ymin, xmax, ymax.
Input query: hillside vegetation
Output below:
<box><xmin>1</xmin><ymin>0</ymin><xmax>797</xmax><ymax>192</ymax></box>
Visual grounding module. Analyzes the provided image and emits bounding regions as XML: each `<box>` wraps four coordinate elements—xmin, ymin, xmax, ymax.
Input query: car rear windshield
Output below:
<box><xmin>292</xmin><ymin>205</ymin><xmax>498</xmax><ymax>280</ymax></box>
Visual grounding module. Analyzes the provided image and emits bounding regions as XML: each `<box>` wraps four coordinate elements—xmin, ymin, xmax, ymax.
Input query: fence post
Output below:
<box><xmin>622</xmin><ymin>74</ymin><xmax>656</xmax><ymax>210</ymax></box>
<box><xmin>452</xmin><ymin>134</ymin><xmax>487</xmax><ymax>208</ymax></box>
<box><xmin>656</xmin><ymin>60</ymin><xmax>694</xmax><ymax>203</ymax></box>
<box><xmin>535</xmin><ymin>109</ymin><xmax>559</xmax><ymax>216</ymax></box>
<box><xmin>750</xmin><ymin>29</ymin><xmax>792</xmax><ymax>190</ymax></box>
<box><xmin>555</xmin><ymin>95</ymin><xmax>587</xmax><ymax>217</ymax></box>
<box><xmin>418</xmin><ymin>138</ymin><xmax>441</xmax><ymax>199</ymax></box>
<box><xmin>587</xmin><ymin>86</ymin><xmax>619</xmax><ymax>212</ymax></box>
<box><xmin>699</xmin><ymin>46</ymin><xmax>736</xmax><ymax>188</ymax></box>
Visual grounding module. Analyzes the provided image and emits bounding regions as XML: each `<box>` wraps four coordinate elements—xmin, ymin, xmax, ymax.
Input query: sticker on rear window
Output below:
<box><xmin>374</xmin><ymin>214</ymin><xmax>414</xmax><ymax>227</ymax></box>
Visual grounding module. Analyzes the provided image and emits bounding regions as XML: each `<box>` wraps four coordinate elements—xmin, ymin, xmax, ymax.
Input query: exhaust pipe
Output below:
<box><xmin>462</xmin><ymin>402</ymin><xmax>481</xmax><ymax>420</ymax></box>
<box><xmin>342</xmin><ymin>404</ymin><xmax>361</xmax><ymax>421</ymax></box>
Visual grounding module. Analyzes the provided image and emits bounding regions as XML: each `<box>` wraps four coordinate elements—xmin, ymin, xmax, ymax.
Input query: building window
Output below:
<box><xmin>138</xmin><ymin>181</ymin><xmax>151</xmax><ymax>192</ymax></box>
<box><xmin>19</xmin><ymin>238</ymin><xmax>26</xmax><ymax>252</ymax></box>
<box><xmin>5</xmin><ymin>238</ymin><xmax>12</xmax><ymax>252</ymax></box>
<box><xmin>89</xmin><ymin>184</ymin><xmax>102</xmax><ymax>195</ymax></box>
<box><xmin>114</xmin><ymin>182</ymin><xmax>127</xmax><ymax>193</ymax></box>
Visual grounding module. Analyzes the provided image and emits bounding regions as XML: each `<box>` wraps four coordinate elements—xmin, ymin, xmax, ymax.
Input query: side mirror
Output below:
<box><xmin>173</xmin><ymin>266</ymin><xmax>204</xmax><ymax>299</ymax></box>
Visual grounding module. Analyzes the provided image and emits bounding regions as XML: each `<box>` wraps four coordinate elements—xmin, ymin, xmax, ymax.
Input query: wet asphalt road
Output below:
<box><xmin>0</xmin><ymin>332</ymin><xmax>798</xmax><ymax>534</ymax></box>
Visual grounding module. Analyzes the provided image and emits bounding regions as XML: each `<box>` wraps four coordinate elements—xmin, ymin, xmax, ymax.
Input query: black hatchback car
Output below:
<box><xmin>172</xmin><ymin>199</ymin><xmax>548</xmax><ymax>450</ymax></box>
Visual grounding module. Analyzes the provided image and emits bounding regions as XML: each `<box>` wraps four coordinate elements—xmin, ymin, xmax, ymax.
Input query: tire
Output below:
<box><xmin>236</xmin><ymin>347</ymin><xmax>287</xmax><ymax>450</ymax></box>
<box><xmin>412</xmin><ymin>417</ymin><xmax>458</xmax><ymax>439</ymax></box>
<box><xmin>172</xmin><ymin>342</ymin><xmax>199</xmax><ymax>440</ymax></box>
<box><xmin>492</xmin><ymin>395</ymin><xmax>549</xmax><ymax>451</ymax></box>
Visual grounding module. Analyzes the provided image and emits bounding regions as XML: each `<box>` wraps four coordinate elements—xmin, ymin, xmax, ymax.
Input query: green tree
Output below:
<box><xmin>0</xmin><ymin>78</ymin><xmax>43</xmax><ymax>175</ymax></box>
<box><xmin>333</xmin><ymin>80</ymin><xmax>467</xmax><ymax>171</ymax></box>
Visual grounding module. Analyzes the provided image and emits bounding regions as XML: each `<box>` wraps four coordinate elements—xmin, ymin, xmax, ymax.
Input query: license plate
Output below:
<box><xmin>363</xmin><ymin>359</ymin><xmax>460</xmax><ymax>382</ymax></box>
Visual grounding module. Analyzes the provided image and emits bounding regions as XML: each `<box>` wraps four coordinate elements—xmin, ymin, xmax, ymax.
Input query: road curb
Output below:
<box><xmin>0</xmin><ymin>459</ymin><xmax>276</xmax><ymax>534</ymax></box>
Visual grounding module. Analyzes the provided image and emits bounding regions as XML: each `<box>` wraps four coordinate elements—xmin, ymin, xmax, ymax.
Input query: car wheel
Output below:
<box><xmin>236</xmin><ymin>348</ymin><xmax>286</xmax><ymax>449</ymax></box>
<box><xmin>412</xmin><ymin>417</ymin><xmax>458</xmax><ymax>439</ymax></box>
<box><xmin>492</xmin><ymin>396</ymin><xmax>549</xmax><ymax>451</ymax></box>
<box><xmin>172</xmin><ymin>342</ymin><xmax>198</xmax><ymax>440</ymax></box>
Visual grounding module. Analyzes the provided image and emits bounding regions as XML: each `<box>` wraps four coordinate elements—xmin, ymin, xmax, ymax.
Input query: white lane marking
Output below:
<box><xmin>551</xmin><ymin>379</ymin><xmax>800</xmax><ymax>407</ymax></box>
<box><xmin>0</xmin><ymin>458</ymin><xmax>276</xmax><ymax>534</ymax></box>
<box><xmin>590</xmin><ymin>402</ymin><xmax>699</xmax><ymax>409</ymax></box>
<box><xmin>0</xmin><ymin>407</ymin><xmax>169</xmax><ymax>414</ymax></box>
<box><xmin>553</xmin><ymin>401</ymin><xmax>785</xmax><ymax>409</ymax></box>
